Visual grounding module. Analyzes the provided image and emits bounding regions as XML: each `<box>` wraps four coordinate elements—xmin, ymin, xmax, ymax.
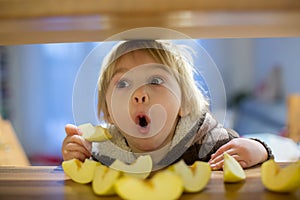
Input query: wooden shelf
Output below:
<box><xmin>0</xmin><ymin>0</ymin><xmax>300</xmax><ymax>45</ymax></box>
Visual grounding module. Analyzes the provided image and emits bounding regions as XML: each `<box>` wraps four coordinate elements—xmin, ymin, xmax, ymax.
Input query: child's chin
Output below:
<box><xmin>137</xmin><ymin>144</ymin><xmax>158</xmax><ymax>152</ymax></box>
<box><xmin>133</xmin><ymin>140</ymin><xmax>168</xmax><ymax>153</ymax></box>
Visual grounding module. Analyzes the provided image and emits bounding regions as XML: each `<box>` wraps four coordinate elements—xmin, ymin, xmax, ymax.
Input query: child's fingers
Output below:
<box><xmin>65</xmin><ymin>124</ymin><xmax>82</xmax><ymax>136</ymax></box>
<box><xmin>64</xmin><ymin>142</ymin><xmax>91</xmax><ymax>158</ymax></box>
<box><xmin>209</xmin><ymin>142</ymin><xmax>233</xmax><ymax>161</ymax></box>
<box><xmin>67</xmin><ymin>135</ymin><xmax>92</xmax><ymax>153</ymax></box>
<box><xmin>210</xmin><ymin>153</ymin><xmax>240</xmax><ymax>170</ymax></box>
<box><xmin>81</xmin><ymin>138</ymin><xmax>92</xmax><ymax>153</ymax></box>
<box><xmin>210</xmin><ymin>153</ymin><xmax>248</xmax><ymax>170</ymax></box>
<box><xmin>209</xmin><ymin>148</ymin><xmax>237</xmax><ymax>169</ymax></box>
<box><xmin>62</xmin><ymin>134</ymin><xmax>92</xmax><ymax>156</ymax></box>
<box><xmin>210</xmin><ymin>160</ymin><xmax>223</xmax><ymax>170</ymax></box>
<box><xmin>62</xmin><ymin>138</ymin><xmax>92</xmax><ymax>161</ymax></box>
<box><xmin>63</xmin><ymin>150</ymin><xmax>90</xmax><ymax>162</ymax></box>
<box><xmin>238</xmin><ymin>160</ymin><xmax>247</xmax><ymax>168</ymax></box>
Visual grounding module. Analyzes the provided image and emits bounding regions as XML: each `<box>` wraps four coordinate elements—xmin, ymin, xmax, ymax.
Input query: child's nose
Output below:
<box><xmin>132</xmin><ymin>88</ymin><xmax>149</xmax><ymax>104</ymax></box>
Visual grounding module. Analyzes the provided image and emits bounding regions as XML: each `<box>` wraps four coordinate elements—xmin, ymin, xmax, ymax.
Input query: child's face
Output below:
<box><xmin>105</xmin><ymin>50</ymin><xmax>182</xmax><ymax>152</ymax></box>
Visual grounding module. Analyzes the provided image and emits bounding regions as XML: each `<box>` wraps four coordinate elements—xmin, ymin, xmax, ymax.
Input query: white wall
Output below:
<box><xmin>201</xmin><ymin>37</ymin><xmax>300</xmax><ymax>100</ymax></box>
<box><xmin>7</xmin><ymin>45</ymin><xmax>45</xmax><ymax>156</ymax></box>
<box><xmin>7</xmin><ymin>43</ymin><xmax>95</xmax><ymax>157</ymax></box>
<box><xmin>254</xmin><ymin>37</ymin><xmax>300</xmax><ymax>95</ymax></box>
<box><xmin>200</xmin><ymin>38</ymin><xmax>256</xmax><ymax>100</ymax></box>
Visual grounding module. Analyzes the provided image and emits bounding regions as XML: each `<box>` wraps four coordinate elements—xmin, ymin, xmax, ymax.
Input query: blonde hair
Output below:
<box><xmin>97</xmin><ymin>40</ymin><xmax>209</xmax><ymax>122</ymax></box>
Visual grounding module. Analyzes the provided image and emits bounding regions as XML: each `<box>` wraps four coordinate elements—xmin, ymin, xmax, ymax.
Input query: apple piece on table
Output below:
<box><xmin>114</xmin><ymin>170</ymin><xmax>184</xmax><ymax>200</ymax></box>
<box><xmin>261</xmin><ymin>159</ymin><xmax>300</xmax><ymax>193</ymax></box>
<box><xmin>223</xmin><ymin>152</ymin><xmax>246</xmax><ymax>183</ymax></box>
<box><xmin>92</xmin><ymin>164</ymin><xmax>121</xmax><ymax>195</ymax></box>
<box><xmin>171</xmin><ymin>160</ymin><xmax>211</xmax><ymax>193</ymax></box>
<box><xmin>110</xmin><ymin>155</ymin><xmax>153</xmax><ymax>179</ymax></box>
<box><xmin>78</xmin><ymin>123</ymin><xmax>112</xmax><ymax>142</ymax></box>
<box><xmin>62</xmin><ymin>158</ymin><xmax>100</xmax><ymax>184</ymax></box>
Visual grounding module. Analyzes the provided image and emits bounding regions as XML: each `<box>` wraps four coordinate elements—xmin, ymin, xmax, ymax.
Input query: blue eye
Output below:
<box><xmin>116</xmin><ymin>80</ymin><xmax>130</xmax><ymax>88</ymax></box>
<box><xmin>149</xmin><ymin>77</ymin><xmax>164</xmax><ymax>85</ymax></box>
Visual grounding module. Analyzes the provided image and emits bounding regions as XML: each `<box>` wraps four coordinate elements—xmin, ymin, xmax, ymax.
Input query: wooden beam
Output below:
<box><xmin>0</xmin><ymin>0</ymin><xmax>299</xmax><ymax>19</ymax></box>
<box><xmin>0</xmin><ymin>0</ymin><xmax>299</xmax><ymax>44</ymax></box>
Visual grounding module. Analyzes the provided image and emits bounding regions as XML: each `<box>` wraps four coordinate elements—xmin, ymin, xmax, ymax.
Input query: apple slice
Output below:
<box><xmin>92</xmin><ymin>164</ymin><xmax>121</xmax><ymax>195</ymax></box>
<box><xmin>261</xmin><ymin>159</ymin><xmax>300</xmax><ymax>193</ymax></box>
<box><xmin>78</xmin><ymin>123</ymin><xmax>112</xmax><ymax>142</ymax></box>
<box><xmin>223</xmin><ymin>152</ymin><xmax>246</xmax><ymax>183</ymax></box>
<box><xmin>171</xmin><ymin>160</ymin><xmax>211</xmax><ymax>193</ymax></box>
<box><xmin>114</xmin><ymin>170</ymin><xmax>183</xmax><ymax>200</ymax></box>
<box><xmin>62</xmin><ymin>158</ymin><xmax>100</xmax><ymax>184</ymax></box>
<box><xmin>110</xmin><ymin>155</ymin><xmax>152</xmax><ymax>179</ymax></box>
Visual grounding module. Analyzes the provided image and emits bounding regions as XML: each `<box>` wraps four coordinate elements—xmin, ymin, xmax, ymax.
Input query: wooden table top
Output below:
<box><xmin>0</xmin><ymin>163</ymin><xmax>299</xmax><ymax>200</ymax></box>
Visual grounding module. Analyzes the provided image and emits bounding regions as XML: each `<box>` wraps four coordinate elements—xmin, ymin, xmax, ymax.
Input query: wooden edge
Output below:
<box><xmin>0</xmin><ymin>116</ymin><xmax>30</xmax><ymax>166</ymax></box>
<box><xmin>0</xmin><ymin>0</ymin><xmax>300</xmax><ymax>19</ymax></box>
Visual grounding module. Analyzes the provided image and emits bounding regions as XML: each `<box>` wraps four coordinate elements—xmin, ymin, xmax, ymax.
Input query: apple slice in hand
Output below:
<box><xmin>62</xmin><ymin>158</ymin><xmax>100</xmax><ymax>184</ymax></box>
<box><xmin>78</xmin><ymin>123</ymin><xmax>112</xmax><ymax>142</ymax></box>
<box><xmin>171</xmin><ymin>160</ymin><xmax>211</xmax><ymax>193</ymax></box>
<box><xmin>223</xmin><ymin>152</ymin><xmax>246</xmax><ymax>183</ymax></box>
<box><xmin>110</xmin><ymin>155</ymin><xmax>153</xmax><ymax>179</ymax></box>
<box><xmin>92</xmin><ymin>164</ymin><xmax>121</xmax><ymax>195</ymax></box>
<box><xmin>261</xmin><ymin>159</ymin><xmax>300</xmax><ymax>193</ymax></box>
<box><xmin>114</xmin><ymin>170</ymin><xmax>184</xmax><ymax>200</ymax></box>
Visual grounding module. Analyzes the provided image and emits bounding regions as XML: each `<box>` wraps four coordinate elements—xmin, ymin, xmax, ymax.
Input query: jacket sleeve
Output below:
<box><xmin>179</xmin><ymin>112</ymin><xmax>239</xmax><ymax>165</ymax></box>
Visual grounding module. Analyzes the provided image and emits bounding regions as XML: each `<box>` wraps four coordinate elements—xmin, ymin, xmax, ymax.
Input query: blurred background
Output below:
<box><xmin>0</xmin><ymin>37</ymin><xmax>299</xmax><ymax>165</ymax></box>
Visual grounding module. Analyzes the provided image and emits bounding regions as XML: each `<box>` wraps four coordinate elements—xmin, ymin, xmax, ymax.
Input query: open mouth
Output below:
<box><xmin>135</xmin><ymin>114</ymin><xmax>151</xmax><ymax>128</ymax></box>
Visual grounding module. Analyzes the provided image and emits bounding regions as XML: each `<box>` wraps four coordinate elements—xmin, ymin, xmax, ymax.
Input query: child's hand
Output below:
<box><xmin>208</xmin><ymin>138</ymin><xmax>268</xmax><ymax>170</ymax></box>
<box><xmin>62</xmin><ymin>124</ymin><xmax>92</xmax><ymax>161</ymax></box>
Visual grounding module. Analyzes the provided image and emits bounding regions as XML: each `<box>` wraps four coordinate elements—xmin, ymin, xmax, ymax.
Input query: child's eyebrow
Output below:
<box><xmin>112</xmin><ymin>64</ymin><xmax>172</xmax><ymax>78</ymax></box>
<box><xmin>149</xmin><ymin>64</ymin><xmax>172</xmax><ymax>74</ymax></box>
